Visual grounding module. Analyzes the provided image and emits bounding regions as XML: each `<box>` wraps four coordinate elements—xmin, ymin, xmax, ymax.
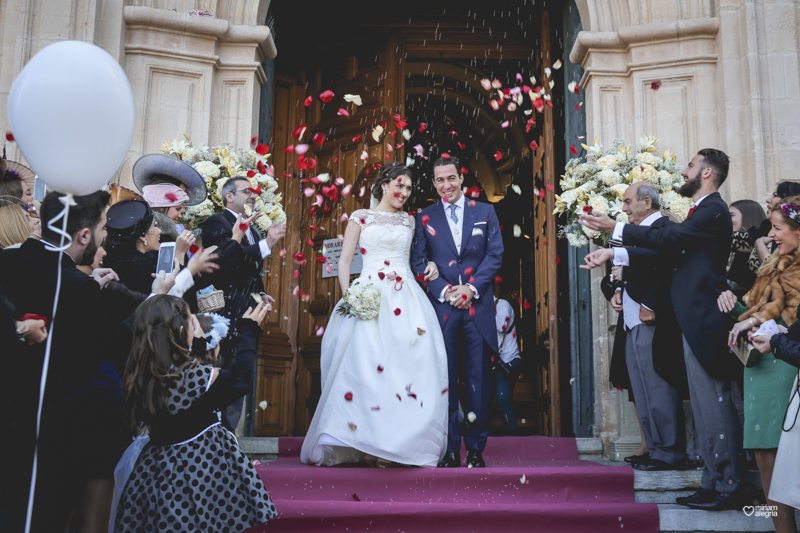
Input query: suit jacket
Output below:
<box><xmin>410</xmin><ymin>199</ymin><xmax>503</xmax><ymax>352</ymax></box>
<box><xmin>201</xmin><ymin>210</ymin><xmax>266</xmax><ymax>320</ymax></box>
<box><xmin>601</xmin><ymin>217</ymin><xmax>684</xmax><ymax>391</ymax></box>
<box><xmin>621</xmin><ymin>192</ymin><xmax>736</xmax><ymax>381</ymax></box>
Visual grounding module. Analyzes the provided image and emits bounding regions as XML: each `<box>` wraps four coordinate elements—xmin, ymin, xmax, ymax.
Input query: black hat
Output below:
<box><xmin>106</xmin><ymin>200</ymin><xmax>154</xmax><ymax>241</ymax></box>
<box><xmin>132</xmin><ymin>153</ymin><xmax>208</xmax><ymax>206</ymax></box>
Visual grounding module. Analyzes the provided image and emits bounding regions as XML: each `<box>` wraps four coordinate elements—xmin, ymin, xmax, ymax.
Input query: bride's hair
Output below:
<box><xmin>371</xmin><ymin>162</ymin><xmax>414</xmax><ymax>203</ymax></box>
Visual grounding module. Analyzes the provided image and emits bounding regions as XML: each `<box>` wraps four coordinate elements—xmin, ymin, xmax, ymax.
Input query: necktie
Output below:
<box><xmin>448</xmin><ymin>204</ymin><xmax>459</xmax><ymax>224</ymax></box>
<box><xmin>687</xmin><ymin>206</ymin><xmax>697</xmax><ymax>218</ymax></box>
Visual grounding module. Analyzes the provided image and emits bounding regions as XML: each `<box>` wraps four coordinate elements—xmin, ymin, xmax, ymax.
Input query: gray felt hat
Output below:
<box><xmin>132</xmin><ymin>153</ymin><xmax>207</xmax><ymax>206</ymax></box>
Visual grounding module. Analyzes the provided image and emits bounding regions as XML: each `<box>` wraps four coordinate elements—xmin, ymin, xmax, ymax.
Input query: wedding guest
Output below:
<box><xmin>600</xmin><ymin>182</ymin><xmax>686</xmax><ymax>471</ymax></box>
<box><xmin>753</xmin><ymin>307</ymin><xmax>800</xmax><ymax>532</ymax></box>
<box><xmin>0</xmin><ymin>200</ymin><xmax>39</xmax><ymax>248</ymax></box>
<box><xmin>718</xmin><ymin>197</ymin><xmax>800</xmax><ymax>532</ymax></box>
<box><xmin>754</xmin><ymin>182</ymin><xmax>800</xmax><ymax>264</ymax></box>
<box><xmin>132</xmin><ymin>152</ymin><xmax>208</xmax><ymax>214</ymax></box>
<box><xmin>113</xmin><ymin>296</ymin><xmax>276</xmax><ymax>531</ymax></box>
<box><xmin>581</xmin><ymin>149</ymin><xmax>743</xmax><ymax>510</ymax></box>
<box><xmin>727</xmin><ymin>199</ymin><xmax>766</xmax><ymax>299</ymax></box>
<box><xmin>0</xmin><ymin>159</ymin><xmax>39</xmax><ymax>214</ymax></box>
<box><xmin>201</xmin><ymin>176</ymin><xmax>285</xmax><ymax>432</ymax></box>
<box><xmin>0</xmin><ymin>190</ymin><xmax>124</xmax><ymax>532</ymax></box>
<box><xmin>493</xmin><ymin>295</ymin><xmax>521</xmax><ymax>436</ymax></box>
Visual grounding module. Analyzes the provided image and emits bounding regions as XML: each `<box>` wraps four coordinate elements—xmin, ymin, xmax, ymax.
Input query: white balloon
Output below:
<box><xmin>8</xmin><ymin>41</ymin><xmax>135</xmax><ymax>196</ymax></box>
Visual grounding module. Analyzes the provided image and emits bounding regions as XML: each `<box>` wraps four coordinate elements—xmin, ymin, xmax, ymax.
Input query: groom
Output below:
<box><xmin>412</xmin><ymin>156</ymin><xmax>504</xmax><ymax>468</ymax></box>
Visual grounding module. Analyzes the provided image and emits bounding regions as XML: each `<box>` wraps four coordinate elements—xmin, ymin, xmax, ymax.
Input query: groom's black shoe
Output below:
<box><xmin>467</xmin><ymin>449</ymin><xmax>485</xmax><ymax>468</ymax></box>
<box><xmin>438</xmin><ymin>452</ymin><xmax>461</xmax><ymax>468</ymax></box>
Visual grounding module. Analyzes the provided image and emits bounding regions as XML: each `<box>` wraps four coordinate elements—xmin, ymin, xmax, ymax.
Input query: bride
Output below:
<box><xmin>301</xmin><ymin>162</ymin><xmax>449</xmax><ymax>468</ymax></box>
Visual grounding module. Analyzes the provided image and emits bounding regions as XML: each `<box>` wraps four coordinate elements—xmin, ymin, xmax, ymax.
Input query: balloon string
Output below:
<box><xmin>24</xmin><ymin>195</ymin><xmax>70</xmax><ymax>533</ymax></box>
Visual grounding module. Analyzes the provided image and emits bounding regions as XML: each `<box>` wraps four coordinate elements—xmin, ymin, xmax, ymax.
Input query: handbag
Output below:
<box><xmin>731</xmin><ymin>338</ymin><xmax>760</xmax><ymax>367</ymax></box>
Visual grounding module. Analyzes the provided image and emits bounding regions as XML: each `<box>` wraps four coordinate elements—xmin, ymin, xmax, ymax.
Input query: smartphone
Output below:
<box><xmin>33</xmin><ymin>176</ymin><xmax>46</xmax><ymax>202</ymax></box>
<box><xmin>156</xmin><ymin>242</ymin><xmax>177</xmax><ymax>275</ymax></box>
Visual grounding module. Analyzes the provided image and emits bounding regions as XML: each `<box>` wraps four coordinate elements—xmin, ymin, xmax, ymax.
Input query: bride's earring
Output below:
<box><xmin>382</xmin><ymin>187</ymin><xmax>387</xmax><ymax>195</ymax></box>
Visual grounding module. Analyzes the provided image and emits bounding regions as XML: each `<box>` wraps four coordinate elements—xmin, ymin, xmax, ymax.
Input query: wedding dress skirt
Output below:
<box><xmin>301</xmin><ymin>210</ymin><xmax>448</xmax><ymax>467</ymax></box>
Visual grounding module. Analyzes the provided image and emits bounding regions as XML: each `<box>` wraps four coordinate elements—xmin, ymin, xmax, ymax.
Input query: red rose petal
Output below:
<box><xmin>441</xmin><ymin>153</ymin><xmax>451</xmax><ymax>159</ymax></box>
<box><xmin>247</xmin><ymin>170</ymin><xmax>256</xmax><ymax>178</ymax></box>
<box><xmin>396</xmin><ymin>394</ymin><xmax>402</xmax><ymax>401</ymax></box>
<box><xmin>5</xmin><ymin>132</ymin><xmax>13</xmax><ymax>142</ymax></box>
<box><xmin>570</xmin><ymin>145</ymin><xmax>578</xmax><ymax>155</ymax></box>
<box><xmin>530</xmin><ymin>140</ymin><xmax>539</xmax><ymax>151</ymax></box>
<box><xmin>377</xmin><ymin>365</ymin><xmax>384</xmax><ymax>372</ymax></box>
<box><xmin>651</xmin><ymin>80</ymin><xmax>661</xmax><ymax>91</ymax></box>
<box><xmin>458</xmin><ymin>142</ymin><xmax>466</xmax><ymax>150</ymax></box>
<box><xmin>494</xmin><ymin>276</ymin><xmax>503</xmax><ymax>282</ymax></box>
<box><xmin>293</xmin><ymin>270</ymin><xmax>299</xmax><ymax>278</ymax></box>
<box><xmin>384</xmin><ymin>260</ymin><xmax>390</xmax><ymax>265</ymax></box>
<box><xmin>461</xmin><ymin>167</ymin><xmax>469</xmax><ymax>174</ymax></box>
<box><xmin>418</xmin><ymin>122</ymin><xmax>427</xmax><ymax>132</ymax></box>
<box><xmin>319</xmin><ymin>90</ymin><xmax>335</xmax><ymax>103</ymax></box>
<box><xmin>189</xmin><ymin>244</ymin><xmax>199</xmax><ymax>254</ymax></box>
<box><xmin>352</xmin><ymin>493</ymin><xmax>361</xmax><ymax>501</ymax></box>
<box><xmin>257</xmin><ymin>161</ymin><xmax>267</xmax><ymax>175</ymax></box>
<box><xmin>538</xmin><ymin>188</ymin><xmax>546</xmax><ymax>199</ymax></box>
<box><xmin>279</xmin><ymin>248</ymin><xmax>287</xmax><ymax>257</ymax></box>
<box><xmin>466</xmin><ymin>186</ymin><xmax>480</xmax><ymax>199</ymax></box>
<box><xmin>291</xmin><ymin>124</ymin><xmax>307</xmax><ymax>141</ymax></box>
<box><xmin>407</xmin><ymin>392</ymin><xmax>417</xmax><ymax>399</ymax></box>
<box><xmin>304</xmin><ymin>96</ymin><xmax>313</xmax><ymax>106</ymax></box>
<box><xmin>316</xmin><ymin>256</ymin><xmax>327</xmax><ymax>264</ymax></box>
<box><xmin>394</xmin><ymin>308</ymin><xmax>401</xmax><ymax>316</ymax></box>
<box><xmin>255</xmin><ymin>143</ymin><xmax>270</xmax><ymax>155</ymax></box>
<box><xmin>306</xmin><ymin>238</ymin><xmax>314</xmax><ymax>246</ymax></box>
<box><xmin>469</xmin><ymin>306</ymin><xmax>476</xmax><ymax>317</ymax></box>
<box><xmin>165</xmin><ymin>192</ymin><xmax>178</xmax><ymax>202</ymax></box>
<box><xmin>442</xmin><ymin>387</ymin><xmax>449</xmax><ymax>394</ymax></box>
<box><xmin>293</xmin><ymin>252</ymin><xmax>305</xmax><ymax>262</ymax></box>
<box><xmin>352</xmin><ymin>135</ymin><xmax>362</xmax><ymax>142</ymax></box>
<box><xmin>344</xmin><ymin>392</ymin><xmax>353</xmax><ymax>401</ymax></box>
<box><xmin>494</xmin><ymin>151</ymin><xmax>503</xmax><ymax>161</ymax></box>
<box><xmin>360</xmin><ymin>247</ymin><xmax>366</xmax><ymax>254</ymax></box>
<box><xmin>338</xmin><ymin>108</ymin><xmax>350</xmax><ymax>116</ymax></box>
<box><xmin>523</xmin><ymin>299</ymin><xmax>531</xmax><ymax>310</ymax></box>
<box><xmin>249</xmin><ymin>185</ymin><xmax>262</xmax><ymax>195</ymax></box>
<box><xmin>285</xmin><ymin>145</ymin><xmax>295</xmax><ymax>154</ymax></box>
<box><xmin>464</xmin><ymin>267</ymin><xmax>473</xmax><ymax>275</ymax></box>
<box><xmin>582</xmin><ymin>205</ymin><xmax>592</xmax><ymax>213</ymax></box>
<box><xmin>311</xmin><ymin>133</ymin><xmax>325</xmax><ymax>146</ymax></box>
<box><xmin>421</xmin><ymin>215</ymin><xmax>430</xmax><ymax>225</ymax></box>
<box><xmin>378</xmin><ymin>272</ymin><xmax>385</xmax><ymax>280</ymax></box>
<box><xmin>250</xmin><ymin>134</ymin><xmax>258</xmax><ymax>147</ymax></box>
<box><xmin>239</xmin><ymin>223</ymin><xmax>248</xmax><ymax>231</ymax></box>
<box><xmin>555</xmin><ymin>256</ymin><xmax>561</xmax><ymax>265</ymax></box>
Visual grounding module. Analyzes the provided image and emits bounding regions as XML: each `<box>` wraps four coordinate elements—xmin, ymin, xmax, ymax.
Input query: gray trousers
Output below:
<box><xmin>683</xmin><ymin>336</ymin><xmax>743</xmax><ymax>493</ymax></box>
<box><xmin>625</xmin><ymin>324</ymin><xmax>685</xmax><ymax>465</ymax></box>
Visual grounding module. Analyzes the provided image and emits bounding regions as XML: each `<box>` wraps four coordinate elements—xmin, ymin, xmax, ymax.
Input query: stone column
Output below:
<box><xmin>570</xmin><ymin>6</ymin><xmax>722</xmax><ymax>459</ymax></box>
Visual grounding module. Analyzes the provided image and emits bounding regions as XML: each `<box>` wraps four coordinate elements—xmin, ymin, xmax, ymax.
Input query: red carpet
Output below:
<box><xmin>248</xmin><ymin>437</ymin><xmax>659</xmax><ymax>532</ymax></box>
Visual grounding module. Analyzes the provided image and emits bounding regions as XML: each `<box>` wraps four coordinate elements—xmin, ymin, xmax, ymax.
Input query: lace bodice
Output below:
<box><xmin>351</xmin><ymin>209</ymin><xmax>415</xmax><ymax>275</ymax></box>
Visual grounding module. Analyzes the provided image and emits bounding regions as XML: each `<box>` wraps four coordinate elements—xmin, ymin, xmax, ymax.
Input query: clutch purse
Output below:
<box><xmin>731</xmin><ymin>338</ymin><xmax>760</xmax><ymax>368</ymax></box>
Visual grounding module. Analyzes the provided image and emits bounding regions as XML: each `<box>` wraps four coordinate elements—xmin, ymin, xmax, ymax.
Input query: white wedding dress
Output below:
<box><xmin>301</xmin><ymin>209</ymin><xmax>449</xmax><ymax>467</ymax></box>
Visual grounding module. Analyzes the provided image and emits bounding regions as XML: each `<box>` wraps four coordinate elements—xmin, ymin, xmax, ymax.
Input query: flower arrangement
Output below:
<box><xmin>160</xmin><ymin>135</ymin><xmax>287</xmax><ymax>233</ymax></box>
<box><xmin>554</xmin><ymin>136</ymin><xmax>692</xmax><ymax>247</ymax></box>
<box><xmin>336</xmin><ymin>282</ymin><xmax>380</xmax><ymax>321</ymax></box>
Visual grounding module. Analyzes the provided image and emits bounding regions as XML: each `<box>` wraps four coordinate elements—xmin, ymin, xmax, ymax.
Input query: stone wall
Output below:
<box><xmin>571</xmin><ymin>0</ymin><xmax>800</xmax><ymax>458</ymax></box>
<box><xmin>0</xmin><ymin>0</ymin><xmax>275</xmax><ymax>189</ymax></box>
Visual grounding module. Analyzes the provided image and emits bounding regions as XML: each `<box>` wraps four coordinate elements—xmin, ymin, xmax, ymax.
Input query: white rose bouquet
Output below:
<box><xmin>159</xmin><ymin>134</ymin><xmax>287</xmax><ymax>232</ymax></box>
<box><xmin>337</xmin><ymin>282</ymin><xmax>380</xmax><ymax>321</ymax></box>
<box><xmin>555</xmin><ymin>136</ymin><xmax>687</xmax><ymax>247</ymax></box>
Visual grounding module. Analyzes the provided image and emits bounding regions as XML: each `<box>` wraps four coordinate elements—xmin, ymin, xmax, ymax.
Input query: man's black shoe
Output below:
<box><xmin>633</xmin><ymin>458</ymin><xmax>684</xmax><ymax>471</ymax></box>
<box><xmin>685</xmin><ymin>490</ymin><xmax>742</xmax><ymax>511</ymax></box>
<box><xmin>676</xmin><ymin>488</ymin><xmax>716</xmax><ymax>506</ymax></box>
<box><xmin>466</xmin><ymin>449</ymin><xmax>485</xmax><ymax>468</ymax></box>
<box><xmin>438</xmin><ymin>452</ymin><xmax>460</xmax><ymax>468</ymax></box>
<box><xmin>624</xmin><ymin>452</ymin><xmax>650</xmax><ymax>464</ymax></box>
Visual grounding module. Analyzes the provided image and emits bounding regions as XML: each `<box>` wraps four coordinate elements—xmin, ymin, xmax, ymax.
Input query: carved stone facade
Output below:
<box><xmin>572</xmin><ymin>0</ymin><xmax>800</xmax><ymax>458</ymax></box>
<box><xmin>0</xmin><ymin>0</ymin><xmax>275</xmax><ymax>187</ymax></box>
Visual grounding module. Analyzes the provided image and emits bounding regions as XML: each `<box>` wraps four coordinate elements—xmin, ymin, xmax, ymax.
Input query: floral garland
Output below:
<box><xmin>781</xmin><ymin>202</ymin><xmax>800</xmax><ymax>225</ymax></box>
<box><xmin>555</xmin><ymin>136</ymin><xmax>692</xmax><ymax>247</ymax></box>
<box><xmin>159</xmin><ymin>135</ymin><xmax>287</xmax><ymax>233</ymax></box>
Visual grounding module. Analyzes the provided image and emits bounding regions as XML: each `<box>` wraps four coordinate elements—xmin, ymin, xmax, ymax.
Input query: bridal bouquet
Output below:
<box><xmin>337</xmin><ymin>282</ymin><xmax>380</xmax><ymax>320</ymax></box>
<box><xmin>159</xmin><ymin>135</ymin><xmax>287</xmax><ymax>233</ymax></box>
<box><xmin>554</xmin><ymin>136</ymin><xmax>692</xmax><ymax>247</ymax></box>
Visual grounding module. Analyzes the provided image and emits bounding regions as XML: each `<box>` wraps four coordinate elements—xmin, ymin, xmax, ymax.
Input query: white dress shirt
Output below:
<box><xmin>226</xmin><ymin>208</ymin><xmax>271</xmax><ymax>259</ymax></box>
<box><xmin>612</xmin><ymin>211</ymin><xmax>662</xmax><ymax>331</ymax></box>
<box><xmin>437</xmin><ymin>193</ymin><xmax>479</xmax><ymax>302</ymax></box>
<box><xmin>494</xmin><ymin>297</ymin><xmax>521</xmax><ymax>363</ymax></box>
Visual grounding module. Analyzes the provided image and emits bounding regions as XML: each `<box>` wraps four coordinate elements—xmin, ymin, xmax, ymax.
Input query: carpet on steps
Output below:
<box><xmin>250</xmin><ymin>436</ymin><xmax>659</xmax><ymax>533</ymax></box>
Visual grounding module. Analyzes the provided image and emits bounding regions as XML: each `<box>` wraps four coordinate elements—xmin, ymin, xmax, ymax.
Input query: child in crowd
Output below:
<box><xmin>111</xmin><ymin>295</ymin><xmax>276</xmax><ymax>532</ymax></box>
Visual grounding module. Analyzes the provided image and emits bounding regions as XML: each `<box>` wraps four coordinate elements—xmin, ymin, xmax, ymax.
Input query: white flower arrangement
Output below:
<box><xmin>160</xmin><ymin>135</ymin><xmax>287</xmax><ymax>232</ymax></box>
<box><xmin>555</xmin><ymin>136</ymin><xmax>687</xmax><ymax>247</ymax></box>
<box><xmin>337</xmin><ymin>282</ymin><xmax>381</xmax><ymax>321</ymax></box>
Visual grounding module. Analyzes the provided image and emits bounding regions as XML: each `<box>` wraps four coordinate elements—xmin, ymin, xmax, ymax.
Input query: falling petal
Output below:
<box><xmin>352</xmin><ymin>493</ymin><xmax>361</xmax><ymax>501</ymax></box>
<box><xmin>337</xmin><ymin>108</ymin><xmax>350</xmax><ymax>116</ymax></box>
<box><xmin>413</xmin><ymin>144</ymin><xmax>424</xmax><ymax>157</ymax></box>
<box><xmin>259</xmin><ymin>400</ymin><xmax>268</xmax><ymax>410</ymax></box>
<box><xmin>480</xmin><ymin>78</ymin><xmax>491</xmax><ymax>90</ymax></box>
<box><xmin>467</xmin><ymin>412</ymin><xmax>477</xmax><ymax>423</ymax></box>
<box><xmin>295</xmin><ymin>144</ymin><xmax>310</xmax><ymax>155</ymax></box>
<box><xmin>304</xmin><ymin>96</ymin><xmax>313</xmax><ymax>106</ymax></box>
<box><xmin>402</xmin><ymin>129</ymin><xmax>411</xmax><ymax>141</ymax></box>
<box><xmin>513</xmin><ymin>225</ymin><xmax>521</xmax><ymax>237</ymax></box>
<box><xmin>544</xmin><ymin>67</ymin><xmax>551</xmax><ymax>78</ymax></box>
<box><xmin>570</xmin><ymin>145</ymin><xmax>578</xmax><ymax>155</ymax></box>
<box><xmin>303</xmin><ymin>187</ymin><xmax>314</xmax><ymax>197</ymax></box>
<box><xmin>511</xmin><ymin>185</ymin><xmax>521</xmax><ymax>195</ymax></box>
<box><xmin>360</xmin><ymin>150</ymin><xmax>369</xmax><ymax>160</ymax></box>
<box><xmin>372</xmin><ymin>125</ymin><xmax>384</xmax><ymax>142</ymax></box>
<box><xmin>344</xmin><ymin>94</ymin><xmax>363</xmax><ymax>106</ymax></box>
<box><xmin>319</xmin><ymin>90</ymin><xmax>334</xmax><ymax>103</ymax></box>
<box><xmin>426</xmin><ymin>224</ymin><xmax>437</xmax><ymax>236</ymax></box>
<box><xmin>291</xmin><ymin>124</ymin><xmax>307</xmax><ymax>141</ymax></box>
<box><xmin>316</xmin><ymin>326</ymin><xmax>325</xmax><ymax>336</ymax></box>
<box><xmin>278</xmin><ymin>248</ymin><xmax>286</xmax><ymax>258</ymax></box>
<box><xmin>378</xmin><ymin>365</ymin><xmax>384</xmax><ymax>373</ymax></box>
<box><xmin>651</xmin><ymin>80</ymin><xmax>661</xmax><ymax>90</ymax></box>
<box><xmin>553</xmin><ymin>59</ymin><xmax>563</xmax><ymax>70</ymax></box>
<box><xmin>494</xmin><ymin>151</ymin><xmax>503</xmax><ymax>161</ymax></box>
<box><xmin>530</xmin><ymin>140</ymin><xmax>539</xmax><ymax>151</ymax></box>
<box><xmin>348</xmin><ymin>422</ymin><xmax>357</xmax><ymax>430</ymax></box>
<box><xmin>312</xmin><ymin>133</ymin><xmax>325</xmax><ymax>146</ymax></box>
<box><xmin>344</xmin><ymin>392</ymin><xmax>353</xmax><ymax>401</ymax></box>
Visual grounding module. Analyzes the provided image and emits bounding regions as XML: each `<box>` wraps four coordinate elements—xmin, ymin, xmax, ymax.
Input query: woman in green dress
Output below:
<box><xmin>718</xmin><ymin>196</ymin><xmax>800</xmax><ymax>533</ymax></box>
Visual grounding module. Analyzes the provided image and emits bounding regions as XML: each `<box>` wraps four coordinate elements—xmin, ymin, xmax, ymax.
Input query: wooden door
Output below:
<box><xmin>531</xmin><ymin>12</ymin><xmax>561</xmax><ymax>437</ymax></box>
<box><xmin>276</xmin><ymin>33</ymin><xmax>406</xmax><ymax>435</ymax></box>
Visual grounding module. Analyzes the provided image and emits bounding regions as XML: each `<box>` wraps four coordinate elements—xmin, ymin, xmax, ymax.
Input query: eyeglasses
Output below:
<box><xmin>233</xmin><ymin>188</ymin><xmax>257</xmax><ymax>197</ymax></box>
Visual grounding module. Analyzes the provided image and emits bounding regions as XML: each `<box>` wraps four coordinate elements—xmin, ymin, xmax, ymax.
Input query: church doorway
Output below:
<box><xmin>259</xmin><ymin>0</ymin><xmax>574</xmax><ymax>438</ymax></box>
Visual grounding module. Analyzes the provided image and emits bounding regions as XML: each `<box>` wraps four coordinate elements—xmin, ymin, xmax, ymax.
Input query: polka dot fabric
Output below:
<box><xmin>113</xmin><ymin>365</ymin><xmax>276</xmax><ymax>532</ymax></box>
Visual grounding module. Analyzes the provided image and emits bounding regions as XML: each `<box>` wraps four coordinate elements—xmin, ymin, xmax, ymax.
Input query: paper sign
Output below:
<box><xmin>321</xmin><ymin>238</ymin><xmax>363</xmax><ymax>278</ymax></box>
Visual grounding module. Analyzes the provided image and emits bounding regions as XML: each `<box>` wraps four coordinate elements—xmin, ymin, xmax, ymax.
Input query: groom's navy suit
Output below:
<box><xmin>411</xmin><ymin>197</ymin><xmax>503</xmax><ymax>453</ymax></box>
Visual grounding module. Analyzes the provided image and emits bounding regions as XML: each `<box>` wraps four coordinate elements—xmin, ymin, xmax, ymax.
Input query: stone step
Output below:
<box><xmin>658</xmin><ymin>504</ymin><xmax>800</xmax><ymax>532</ymax></box>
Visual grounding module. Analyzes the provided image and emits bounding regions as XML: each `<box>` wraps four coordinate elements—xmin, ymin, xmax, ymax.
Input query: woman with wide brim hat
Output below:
<box><xmin>133</xmin><ymin>153</ymin><xmax>208</xmax><ymax>220</ymax></box>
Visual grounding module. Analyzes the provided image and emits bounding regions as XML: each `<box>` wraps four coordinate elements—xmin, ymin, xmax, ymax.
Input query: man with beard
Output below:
<box><xmin>201</xmin><ymin>176</ymin><xmax>285</xmax><ymax>432</ymax></box>
<box><xmin>0</xmin><ymin>191</ymin><xmax>123</xmax><ymax>531</ymax></box>
<box><xmin>580</xmin><ymin>149</ymin><xmax>744</xmax><ymax>511</ymax></box>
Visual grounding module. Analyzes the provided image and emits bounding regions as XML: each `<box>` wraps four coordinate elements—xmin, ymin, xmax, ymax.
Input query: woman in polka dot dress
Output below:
<box><xmin>112</xmin><ymin>295</ymin><xmax>276</xmax><ymax>532</ymax></box>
